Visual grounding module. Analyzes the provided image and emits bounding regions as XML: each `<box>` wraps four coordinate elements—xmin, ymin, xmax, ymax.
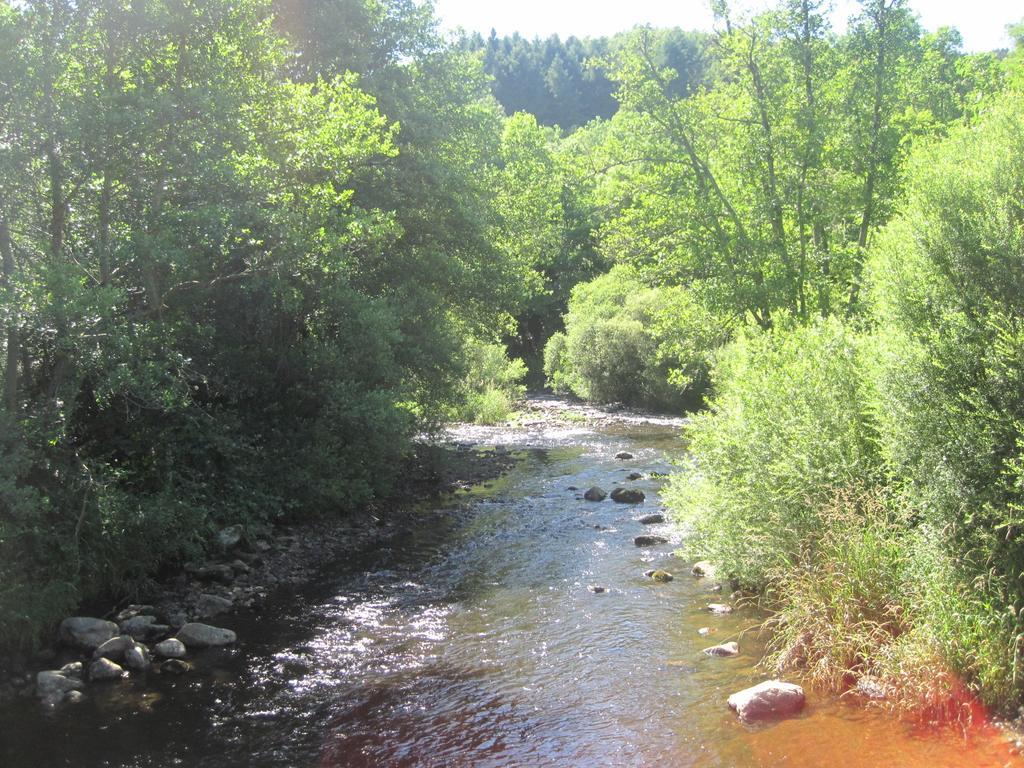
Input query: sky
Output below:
<box><xmin>433</xmin><ymin>0</ymin><xmax>1020</xmax><ymax>53</ymax></box>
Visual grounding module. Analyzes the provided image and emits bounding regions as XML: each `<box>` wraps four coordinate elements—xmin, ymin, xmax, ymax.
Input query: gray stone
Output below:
<box><xmin>119</xmin><ymin>615</ymin><xmax>169</xmax><ymax>642</ymax></box>
<box><xmin>587</xmin><ymin>585</ymin><xmax>607</xmax><ymax>594</ymax></box>
<box><xmin>626</xmin><ymin>472</ymin><xmax>643</xmax><ymax>480</ymax></box>
<box><xmin>611</xmin><ymin>488</ymin><xmax>645</xmax><ymax>504</ymax></box>
<box><xmin>93</xmin><ymin>634</ymin><xmax>134</xmax><ymax>661</ymax></box>
<box><xmin>115</xmin><ymin>605</ymin><xmax>155</xmax><ymax>623</ymax></box>
<box><xmin>59</xmin><ymin>617</ymin><xmax>119</xmax><ymax>651</ymax></box>
<box><xmin>59</xmin><ymin>661</ymin><xmax>83</xmax><ymax>679</ymax></box>
<box><xmin>583</xmin><ymin>486</ymin><xmax>607</xmax><ymax>502</ymax></box>
<box><xmin>703</xmin><ymin>641</ymin><xmax>740</xmax><ymax>657</ymax></box>
<box><xmin>615</xmin><ymin>452</ymin><xmax>633</xmax><ymax>460</ymax></box>
<box><xmin>697</xmin><ymin>627</ymin><xmax>715</xmax><ymax>637</ymax></box>
<box><xmin>196</xmin><ymin>564</ymin><xmax>235</xmax><ymax>583</ymax></box>
<box><xmin>160</xmin><ymin>659</ymin><xmax>191</xmax><ymax>675</ymax></box>
<box><xmin>638</xmin><ymin>513</ymin><xmax>664</xmax><ymax>525</ymax></box>
<box><xmin>123</xmin><ymin>643</ymin><xmax>150</xmax><ymax>672</ymax></box>
<box><xmin>63</xmin><ymin>690</ymin><xmax>85</xmax><ymax>704</ymax></box>
<box><xmin>229</xmin><ymin>559</ymin><xmax>251</xmax><ymax>574</ymax></box>
<box><xmin>176</xmin><ymin>622</ymin><xmax>236</xmax><ymax>648</ymax></box>
<box><xmin>35</xmin><ymin>670</ymin><xmax>83</xmax><ymax>704</ymax></box>
<box><xmin>645</xmin><ymin>569</ymin><xmax>674</xmax><ymax>582</ymax></box>
<box><xmin>706</xmin><ymin>603</ymin><xmax>733</xmax><ymax>614</ymax></box>
<box><xmin>154</xmin><ymin>638</ymin><xmax>187</xmax><ymax>659</ymax></box>
<box><xmin>88</xmin><ymin>657</ymin><xmax>125</xmax><ymax>682</ymax></box>
<box><xmin>727</xmin><ymin>680</ymin><xmax>805</xmax><ymax>722</ymax></box>
<box><xmin>195</xmin><ymin>593</ymin><xmax>233</xmax><ymax>619</ymax></box>
<box><xmin>217</xmin><ymin>524</ymin><xmax>244</xmax><ymax>549</ymax></box>
<box><xmin>634</xmin><ymin>535</ymin><xmax>668</xmax><ymax>547</ymax></box>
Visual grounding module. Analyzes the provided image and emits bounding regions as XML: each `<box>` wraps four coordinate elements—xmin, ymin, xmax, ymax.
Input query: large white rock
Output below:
<box><xmin>728</xmin><ymin>680</ymin><xmax>805</xmax><ymax>721</ymax></box>
<box><xmin>176</xmin><ymin>622</ymin><xmax>236</xmax><ymax>648</ymax></box>
<box><xmin>59</xmin><ymin>617</ymin><xmax>119</xmax><ymax>651</ymax></box>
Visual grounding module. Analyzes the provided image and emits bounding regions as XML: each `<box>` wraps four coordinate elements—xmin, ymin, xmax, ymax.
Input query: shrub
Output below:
<box><xmin>664</xmin><ymin>318</ymin><xmax>880</xmax><ymax>586</ymax></box>
<box><xmin>455</xmin><ymin>339</ymin><xmax>528</xmax><ymax>424</ymax></box>
<box><xmin>542</xmin><ymin>265</ymin><xmax>721</xmax><ymax>411</ymax></box>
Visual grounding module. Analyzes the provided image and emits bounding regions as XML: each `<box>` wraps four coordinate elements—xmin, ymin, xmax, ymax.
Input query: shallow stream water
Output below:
<box><xmin>1</xmin><ymin>404</ymin><xmax>1021</xmax><ymax>766</ymax></box>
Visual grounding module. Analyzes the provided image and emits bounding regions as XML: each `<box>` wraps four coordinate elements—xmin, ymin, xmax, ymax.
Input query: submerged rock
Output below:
<box><xmin>160</xmin><ymin>659</ymin><xmax>191</xmax><ymax>675</ymax></box>
<box><xmin>583</xmin><ymin>486</ymin><xmax>607</xmax><ymax>502</ymax></box>
<box><xmin>703</xmin><ymin>642</ymin><xmax>740</xmax><ymax>657</ymax></box>
<box><xmin>638</xmin><ymin>513</ymin><xmax>664</xmax><ymax>525</ymax></box>
<box><xmin>727</xmin><ymin>680</ymin><xmax>805</xmax><ymax>721</ymax></box>
<box><xmin>615</xmin><ymin>452</ymin><xmax>633</xmax><ymax>460</ymax></box>
<box><xmin>697</xmin><ymin>627</ymin><xmax>716</xmax><ymax>637</ymax></box>
<box><xmin>626</xmin><ymin>472</ymin><xmax>643</xmax><ymax>481</ymax></box>
<box><xmin>176</xmin><ymin>622</ymin><xmax>237</xmax><ymax>648</ymax></box>
<box><xmin>154</xmin><ymin>639</ymin><xmax>187</xmax><ymax>659</ymax></box>
<box><xmin>634</xmin><ymin>535</ymin><xmax>668</xmax><ymax>547</ymax></box>
<box><xmin>645</xmin><ymin>569</ymin><xmax>674</xmax><ymax>582</ymax></box>
<box><xmin>59</xmin><ymin>617</ymin><xmax>119</xmax><ymax>651</ymax></box>
<box><xmin>611</xmin><ymin>488</ymin><xmax>645</xmax><ymax>504</ymax></box>
<box><xmin>706</xmin><ymin>603</ymin><xmax>733</xmax><ymax>614</ymax></box>
<box><xmin>587</xmin><ymin>585</ymin><xmax>608</xmax><ymax>594</ymax></box>
<box><xmin>88</xmin><ymin>658</ymin><xmax>126</xmax><ymax>682</ymax></box>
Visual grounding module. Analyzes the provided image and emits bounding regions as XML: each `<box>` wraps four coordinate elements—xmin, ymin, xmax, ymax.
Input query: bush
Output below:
<box><xmin>455</xmin><ymin>339</ymin><xmax>527</xmax><ymax>424</ymax></box>
<box><xmin>664</xmin><ymin>318</ymin><xmax>880</xmax><ymax>586</ymax></box>
<box><xmin>542</xmin><ymin>265</ymin><xmax>721</xmax><ymax>411</ymax></box>
<box><xmin>863</xmin><ymin>91</ymin><xmax>1024</xmax><ymax>712</ymax></box>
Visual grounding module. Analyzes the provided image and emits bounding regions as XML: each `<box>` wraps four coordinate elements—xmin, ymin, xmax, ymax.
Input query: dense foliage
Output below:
<box><xmin>0</xmin><ymin>0</ymin><xmax>537</xmax><ymax>651</ymax></box>
<box><xmin>4</xmin><ymin>0</ymin><xmax>1024</xmax><ymax>720</ymax></box>
<box><xmin>459</xmin><ymin>28</ymin><xmax>709</xmax><ymax>130</ymax></box>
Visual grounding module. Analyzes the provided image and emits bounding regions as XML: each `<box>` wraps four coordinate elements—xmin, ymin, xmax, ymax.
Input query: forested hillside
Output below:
<box><xmin>3</xmin><ymin>0</ymin><xmax>1024</xmax><ymax>723</ymax></box>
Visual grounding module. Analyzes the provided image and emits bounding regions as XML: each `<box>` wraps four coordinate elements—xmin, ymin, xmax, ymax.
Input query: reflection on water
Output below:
<box><xmin>1</xmin><ymin>413</ymin><xmax>1021</xmax><ymax>767</ymax></box>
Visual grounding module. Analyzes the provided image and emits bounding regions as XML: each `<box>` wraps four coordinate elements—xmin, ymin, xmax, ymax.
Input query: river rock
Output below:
<box><xmin>59</xmin><ymin>661</ymin><xmax>84</xmax><ymax>679</ymax></box>
<box><xmin>611</xmin><ymin>488</ymin><xmax>645</xmax><ymax>504</ymax></box>
<box><xmin>115</xmin><ymin>604</ymin><xmax>156</xmax><ymax>623</ymax></box>
<box><xmin>855</xmin><ymin>675</ymin><xmax>890</xmax><ymax>700</ymax></box>
<box><xmin>727</xmin><ymin>680</ymin><xmax>805</xmax><ymax>722</ymax></box>
<box><xmin>634</xmin><ymin>535</ymin><xmax>668</xmax><ymax>547</ymax></box>
<box><xmin>176</xmin><ymin>622</ymin><xmax>237</xmax><ymax>648</ymax></box>
<box><xmin>583</xmin><ymin>486</ymin><xmax>607</xmax><ymax>502</ymax></box>
<box><xmin>697</xmin><ymin>627</ymin><xmax>716</xmax><ymax>637</ymax></box>
<box><xmin>59</xmin><ymin>617</ymin><xmax>119</xmax><ymax>651</ymax></box>
<box><xmin>646</xmin><ymin>569</ymin><xmax>674</xmax><ymax>582</ymax></box>
<box><xmin>88</xmin><ymin>657</ymin><xmax>126</xmax><ymax>682</ymax></box>
<box><xmin>124</xmin><ymin>643</ymin><xmax>150</xmax><ymax>672</ymax></box>
<box><xmin>706</xmin><ymin>603</ymin><xmax>733</xmax><ymax>614</ymax></box>
<box><xmin>638</xmin><ymin>513</ymin><xmax>664</xmax><ymax>525</ymax></box>
<box><xmin>195</xmin><ymin>593</ymin><xmax>233</xmax><ymax>619</ymax></box>
<box><xmin>93</xmin><ymin>634</ymin><xmax>134</xmax><ymax>661</ymax></box>
<box><xmin>35</xmin><ymin>670</ymin><xmax>83</xmax><ymax>704</ymax></box>
<box><xmin>217</xmin><ymin>524</ymin><xmax>244</xmax><ymax>550</ymax></box>
<box><xmin>704</xmin><ymin>641</ymin><xmax>740</xmax><ymax>657</ymax></box>
<box><xmin>615</xmin><ymin>452</ymin><xmax>633</xmax><ymax>460</ymax></box>
<box><xmin>587</xmin><ymin>585</ymin><xmax>608</xmax><ymax>594</ymax></box>
<box><xmin>154</xmin><ymin>639</ymin><xmax>187</xmax><ymax>659</ymax></box>
<box><xmin>626</xmin><ymin>472</ymin><xmax>643</xmax><ymax>481</ymax></box>
<box><xmin>120</xmin><ymin>615</ymin><xmax>170</xmax><ymax>642</ymax></box>
<box><xmin>160</xmin><ymin>659</ymin><xmax>191</xmax><ymax>675</ymax></box>
<box><xmin>64</xmin><ymin>690</ymin><xmax>85</xmax><ymax>704</ymax></box>
<box><xmin>196</xmin><ymin>564</ymin><xmax>235</xmax><ymax>584</ymax></box>
<box><xmin>691</xmin><ymin>561</ymin><xmax>717</xmax><ymax>578</ymax></box>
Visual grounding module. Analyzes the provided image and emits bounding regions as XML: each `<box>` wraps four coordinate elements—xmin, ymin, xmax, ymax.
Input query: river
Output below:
<box><xmin>1</xmin><ymin>401</ymin><xmax>1021</xmax><ymax>766</ymax></box>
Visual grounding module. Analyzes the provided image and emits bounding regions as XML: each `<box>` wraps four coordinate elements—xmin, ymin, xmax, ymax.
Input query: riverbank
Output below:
<box><xmin>0</xmin><ymin>441</ymin><xmax>520</xmax><ymax>706</ymax></box>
